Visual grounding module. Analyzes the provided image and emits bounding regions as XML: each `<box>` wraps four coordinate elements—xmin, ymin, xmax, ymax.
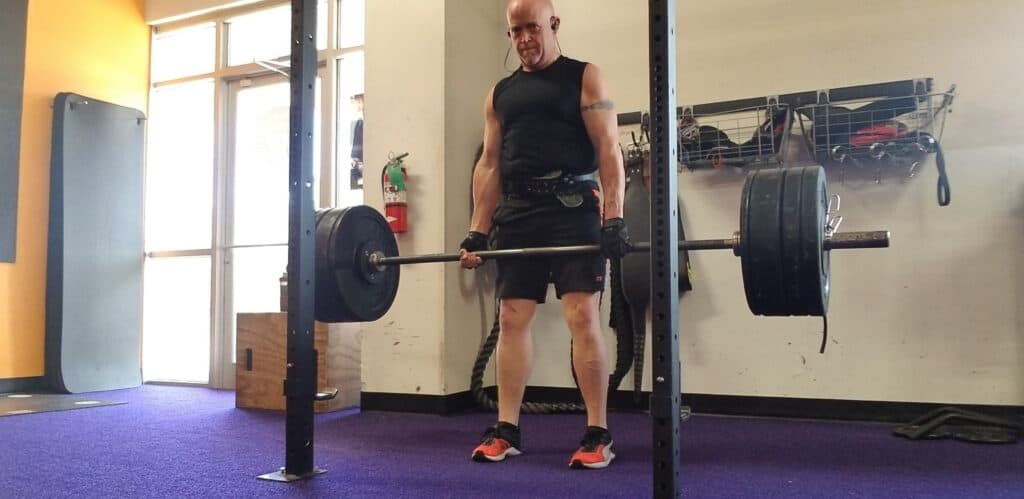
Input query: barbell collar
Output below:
<box><xmin>367</xmin><ymin>230</ymin><xmax>889</xmax><ymax>268</ymax></box>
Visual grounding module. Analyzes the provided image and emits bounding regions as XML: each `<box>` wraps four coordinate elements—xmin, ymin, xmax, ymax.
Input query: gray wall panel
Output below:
<box><xmin>47</xmin><ymin>93</ymin><xmax>144</xmax><ymax>393</ymax></box>
<box><xmin>0</xmin><ymin>0</ymin><xmax>29</xmax><ymax>262</ymax></box>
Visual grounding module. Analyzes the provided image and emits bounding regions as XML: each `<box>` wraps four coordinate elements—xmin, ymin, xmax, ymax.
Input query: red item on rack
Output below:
<box><xmin>850</xmin><ymin>123</ymin><xmax>910</xmax><ymax>147</ymax></box>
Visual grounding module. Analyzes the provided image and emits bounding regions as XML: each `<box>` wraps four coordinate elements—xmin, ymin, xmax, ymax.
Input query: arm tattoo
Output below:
<box><xmin>581</xmin><ymin>99</ymin><xmax>614</xmax><ymax>112</ymax></box>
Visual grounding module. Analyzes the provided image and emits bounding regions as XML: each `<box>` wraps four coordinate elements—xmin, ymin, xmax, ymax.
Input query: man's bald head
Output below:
<box><xmin>507</xmin><ymin>0</ymin><xmax>556</xmax><ymax>21</ymax></box>
<box><xmin>505</xmin><ymin>0</ymin><xmax>561</xmax><ymax>71</ymax></box>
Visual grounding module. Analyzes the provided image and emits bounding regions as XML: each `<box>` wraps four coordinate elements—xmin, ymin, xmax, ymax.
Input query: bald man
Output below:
<box><xmin>459</xmin><ymin>0</ymin><xmax>628</xmax><ymax>470</ymax></box>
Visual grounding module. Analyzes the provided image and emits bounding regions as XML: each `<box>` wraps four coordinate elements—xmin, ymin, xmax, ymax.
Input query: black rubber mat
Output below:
<box><xmin>0</xmin><ymin>393</ymin><xmax>125</xmax><ymax>417</ymax></box>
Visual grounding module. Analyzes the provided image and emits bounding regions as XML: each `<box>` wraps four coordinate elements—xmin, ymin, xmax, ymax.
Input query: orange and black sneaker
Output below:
<box><xmin>471</xmin><ymin>422</ymin><xmax>522</xmax><ymax>462</ymax></box>
<box><xmin>569</xmin><ymin>426</ymin><xmax>615</xmax><ymax>469</ymax></box>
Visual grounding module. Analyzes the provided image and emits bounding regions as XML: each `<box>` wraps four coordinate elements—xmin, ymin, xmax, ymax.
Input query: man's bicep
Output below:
<box><xmin>580</xmin><ymin>65</ymin><xmax>619</xmax><ymax>149</ymax></box>
<box><xmin>581</xmin><ymin>107</ymin><xmax>619</xmax><ymax>149</ymax></box>
<box><xmin>481</xmin><ymin>88</ymin><xmax>503</xmax><ymax>166</ymax></box>
<box><xmin>482</xmin><ymin>116</ymin><xmax>503</xmax><ymax>166</ymax></box>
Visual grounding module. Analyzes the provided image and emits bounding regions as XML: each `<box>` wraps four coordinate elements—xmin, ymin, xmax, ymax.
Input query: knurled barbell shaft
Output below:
<box><xmin>369</xmin><ymin>230</ymin><xmax>889</xmax><ymax>267</ymax></box>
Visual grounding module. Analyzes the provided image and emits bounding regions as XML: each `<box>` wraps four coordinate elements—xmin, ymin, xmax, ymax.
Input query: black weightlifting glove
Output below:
<box><xmin>600</xmin><ymin>218</ymin><xmax>632</xmax><ymax>259</ymax></box>
<box><xmin>459</xmin><ymin>231</ymin><xmax>489</xmax><ymax>253</ymax></box>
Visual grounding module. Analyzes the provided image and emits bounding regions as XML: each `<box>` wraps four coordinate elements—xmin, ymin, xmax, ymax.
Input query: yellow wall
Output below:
<box><xmin>0</xmin><ymin>0</ymin><xmax>150</xmax><ymax>379</ymax></box>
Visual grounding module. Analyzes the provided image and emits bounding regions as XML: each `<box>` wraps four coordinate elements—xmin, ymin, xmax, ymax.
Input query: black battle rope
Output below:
<box><xmin>608</xmin><ymin>257</ymin><xmax>638</xmax><ymax>392</ymax></box>
<box><xmin>470</xmin><ymin>298</ymin><xmax>586</xmax><ymax>414</ymax></box>
<box><xmin>820</xmin><ymin>315</ymin><xmax>828</xmax><ymax>354</ymax></box>
<box><xmin>466</xmin><ymin>143</ymin><xmax>634</xmax><ymax>414</ymax></box>
<box><xmin>470</xmin><ymin>259</ymin><xmax>637</xmax><ymax>414</ymax></box>
<box><xmin>469</xmin><ymin>263</ymin><xmax>692</xmax><ymax>421</ymax></box>
<box><xmin>467</xmin><ymin>152</ymin><xmax>630</xmax><ymax>414</ymax></box>
<box><xmin>631</xmin><ymin>303</ymin><xmax>647</xmax><ymax>405</ymax></box>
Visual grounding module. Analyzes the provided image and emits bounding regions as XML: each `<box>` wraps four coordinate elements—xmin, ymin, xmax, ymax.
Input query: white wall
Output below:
<box><xmin>358</xmin><ymin>0</ymin><xmax>509</xmax><ymax>396</ymax></box>
<box><xmin>442</xmin><ymin>0</ymin><xmax>508</xmax><ymax>394</ymax></box>
<box><xmin>361</xmin><ymin>0</ymin><xmax>449</xmax><ymax>394</ymax></box>
<box><xmin>529</xmin><ymin>0</ymin><xmax>1024</xmax><ymax>405</ymax></box>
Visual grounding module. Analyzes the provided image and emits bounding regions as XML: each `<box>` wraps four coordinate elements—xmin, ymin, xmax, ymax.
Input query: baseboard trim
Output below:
<box><xmin>0</xmin><ymin>376</ymin><xmax>46</xmax><ymax>394</ymax></box>
<box><xmin>361</xmin><ymin>390</ymin><xmax>476</xmax><ymax>415</ymax></box>
<box><xmin>675</xmin><ymin>393</ymin><xmax>1024</xmax><ymax>423</ymax></box>
<box><xmin>361</xmin><ymin>386</ymin><xmax>1023</xmax><ymax>424</ymax></box>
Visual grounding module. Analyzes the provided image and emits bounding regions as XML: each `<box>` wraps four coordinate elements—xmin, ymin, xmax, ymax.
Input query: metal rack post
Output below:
<box><xmin>648</xmin><ymin>1</ymin><xmax>681</xmax><ymax>497</ymax></box>
<box><xmin>259</xmin><ymin>0</ymin><xmax>323</xmax><ymax>482</ymax></box>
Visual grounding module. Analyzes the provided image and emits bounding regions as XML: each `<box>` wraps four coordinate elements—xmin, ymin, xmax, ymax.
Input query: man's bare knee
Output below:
<box><xmin>500</xmin><ymin>299</ymin><xmax>535</xmax><ymax>336</ymax></box>
<box><xmin>562</xmin><ymin>293</ymin><xmax>600</xmax><ymax>337</ymax></box>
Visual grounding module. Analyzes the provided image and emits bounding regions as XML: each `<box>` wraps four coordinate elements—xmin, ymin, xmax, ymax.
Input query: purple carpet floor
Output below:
<box><xmin>0</xmin><ymin>385</ymin><xmax>1021</xmax><ymax>498</ymax></box>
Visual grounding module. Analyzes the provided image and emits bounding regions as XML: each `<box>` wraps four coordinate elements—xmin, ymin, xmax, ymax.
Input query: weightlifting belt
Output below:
<box><xmin>503</xmin><ymin>171</ymin><xmax>597</xmax><ymax>198</ymax></box>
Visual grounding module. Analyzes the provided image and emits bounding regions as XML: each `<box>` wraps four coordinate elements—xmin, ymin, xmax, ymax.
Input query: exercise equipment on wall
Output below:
<box><xmin>677</xmin><ymin>102</ymin><xmax>792</xmax><ymax>170</ymax></box>
<box><xmin>795</xmin><ymin>82</ymin><xmax>956</xmax><ymax>205</ymax></box>
<box><xmin>624</xmin><ymin>103</ymin><xmax>792</xmax><ymax>171</ymax></box>
<box><xmin>617</xmin><ymin>77</ymin><xmax>957</xmax><ymax>207</ymax></box>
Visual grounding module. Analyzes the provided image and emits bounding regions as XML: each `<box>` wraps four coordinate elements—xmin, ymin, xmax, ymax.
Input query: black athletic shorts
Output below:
<box><xmin>492</xmin><ymin>190</ymin><xmax>606</xmax><ymax>303</ymax></box>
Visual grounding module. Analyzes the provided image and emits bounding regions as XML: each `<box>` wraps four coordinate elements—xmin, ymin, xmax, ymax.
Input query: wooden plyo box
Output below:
<box><xmin>235</xmin><ymin>312</ymin><xmax>361</xmax><ymax>412</ymax></box>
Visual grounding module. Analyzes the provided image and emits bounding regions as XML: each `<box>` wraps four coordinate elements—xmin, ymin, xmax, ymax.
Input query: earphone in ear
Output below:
<box><xmin>551</xmin><ymin>22</ymin><xmax>559</xmax><ymax>31</ymax></box>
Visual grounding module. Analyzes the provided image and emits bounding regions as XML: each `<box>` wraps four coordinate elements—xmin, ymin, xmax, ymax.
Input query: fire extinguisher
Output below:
<box><xmin>381</xmin><ymin>152</ymin><xmax>409</xmax><ymax>233</ymax></box>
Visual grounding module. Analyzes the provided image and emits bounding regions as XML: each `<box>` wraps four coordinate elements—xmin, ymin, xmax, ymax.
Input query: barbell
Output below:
<box><xmin>313</xmin><ymin>165</ymin><xmax>890</xmax><ymax>323</ymax></box>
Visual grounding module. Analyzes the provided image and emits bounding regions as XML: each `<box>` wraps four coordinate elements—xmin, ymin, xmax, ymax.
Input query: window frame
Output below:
<box><xmin>144</xmin><ymin>0</ymin><xmax>365</xmax><ymax>387</ymax></box>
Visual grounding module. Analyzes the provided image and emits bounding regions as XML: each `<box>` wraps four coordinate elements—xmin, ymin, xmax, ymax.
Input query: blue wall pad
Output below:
<box><xmin>47</xmin><ymin>93</ymin><xmax>145</xmax><ymax>393</ymax></box>
<box><xmin>0</xmin><ymin>0</ymin><xmax>29</xmax><ymax>262</ymax></box>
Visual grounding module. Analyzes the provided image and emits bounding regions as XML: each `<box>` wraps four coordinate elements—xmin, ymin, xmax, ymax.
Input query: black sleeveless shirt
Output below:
<box><xmin>493</xmin><ymin>56</ymin><xmax>597</xmax><ymax>186</ymax></box>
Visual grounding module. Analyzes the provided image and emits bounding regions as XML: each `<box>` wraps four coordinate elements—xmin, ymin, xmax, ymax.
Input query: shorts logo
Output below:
<box><xmin>595</xmin><ymin>275</ymin><xmax>603</xmax><ymax>283</ymax></box>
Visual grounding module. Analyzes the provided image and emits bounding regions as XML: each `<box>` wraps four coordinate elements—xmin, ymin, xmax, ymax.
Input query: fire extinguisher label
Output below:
<box><xmin>382</xmin><ymin>154</ymin><xmax>409</xmax><ymax>233</ymax></box>
<box><xmin>384</xmin><ymin>162</ymin><xmax>406</xmax><ymax>204</ymax></box>
<box><xmin>384</xmin><ymin>188</ymin><xmax>406</xmax><ymax>204</ymax></box>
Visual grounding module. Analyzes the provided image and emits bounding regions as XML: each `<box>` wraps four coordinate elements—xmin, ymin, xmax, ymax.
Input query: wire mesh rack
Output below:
<box><xmin>615</xmin><ymin>77</ymin><xmax>953</xmax><ymax>196</ymax></box>
<box><xmin>795</xmin><ymin>85</ymin><xmax>957</xmax><ymax>176</ymax></box>
<box><xmin>677</xmin><ymin>99</ymin><xmax>792</xmax><ymax>170</ymax></box>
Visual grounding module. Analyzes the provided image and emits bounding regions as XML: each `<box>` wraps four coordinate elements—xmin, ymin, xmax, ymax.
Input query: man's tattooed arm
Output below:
<box><xmin>581</xmin><ymin>99</ymin><xmax>614</xmax><ymax>112</ymax></box>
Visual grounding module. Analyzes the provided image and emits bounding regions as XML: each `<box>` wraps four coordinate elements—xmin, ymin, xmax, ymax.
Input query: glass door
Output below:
<box><xmin>212</xmin><ymin>72</ymin><xmax>324</xmax><ymax>388</ymax></box>
<box><xmin>142</xmin><ymin>80</ymin><xmax>216</xmax><ymax>384</ymax></box>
